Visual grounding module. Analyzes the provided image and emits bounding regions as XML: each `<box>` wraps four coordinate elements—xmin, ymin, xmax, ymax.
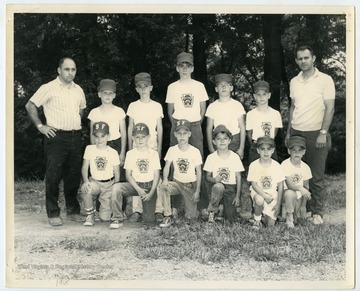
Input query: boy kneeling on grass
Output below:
<box><xmin>281</xmin><ymin>135</ymin><xmax>312</xmax><ymax>228</ymax></box>
<box><xmin>247</xmin><ymin>136</ymin><xmax>285</xmax><ymax>229</ymax></box>
<box><xmin>111</xmin><ymin>123</ymin><xmax>161</xmax><ymax>227</ymax></box>
<box><xmin>158</xmin><ymin>119</ymin><xmax>202</xmax><ymax>228</ymax></box>
<box><xmin>203</xmin><ymin>125</ymin><xmax>244</xmax><ymax>223</ymax></box>
<box><xmin>81</xmin><ymin>121</ymin><xmax>121</xmax><ymax>228</ymax></box>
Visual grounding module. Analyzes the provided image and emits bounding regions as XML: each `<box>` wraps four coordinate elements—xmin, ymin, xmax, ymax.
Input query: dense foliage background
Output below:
<box><xmin>13</xmin><ymin>13</ymin><xmax>346</xmax><ymax>179</ymax></box>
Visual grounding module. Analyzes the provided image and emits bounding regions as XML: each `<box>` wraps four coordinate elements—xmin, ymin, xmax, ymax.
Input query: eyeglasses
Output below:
<box><xmin>177</xmin><ymin>62</ymin><xmax>193</xmax><ymax>68</ymax></box>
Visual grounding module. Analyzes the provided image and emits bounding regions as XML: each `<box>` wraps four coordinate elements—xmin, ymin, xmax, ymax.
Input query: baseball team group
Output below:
<box><xmin>25</xmin><ymin>45</ymin><xmax>335</xmax><ymax>231</ymax></box>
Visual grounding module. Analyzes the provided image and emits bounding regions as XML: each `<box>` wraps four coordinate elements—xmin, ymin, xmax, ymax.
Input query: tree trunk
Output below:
<box><xmin>262</xmin><ymin>14</ymin><xmax>284</xmax><ymax>111</ymax></box>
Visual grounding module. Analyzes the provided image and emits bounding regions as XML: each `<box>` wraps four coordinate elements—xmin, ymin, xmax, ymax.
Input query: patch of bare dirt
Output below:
<box><xmin>7</xmin><ymin>207</ymin><xmax>347</xmax><ymax>288</ymax></box>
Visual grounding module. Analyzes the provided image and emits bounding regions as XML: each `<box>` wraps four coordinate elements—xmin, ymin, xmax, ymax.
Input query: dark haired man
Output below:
<box><xmin>285</xmin><ymin>45</ymin><xmax>335</xmax><ymax>225</ymax></box>
<box><xmin>25</xmin><ymin>57</ymin><xmax>86</xmax><ymax>226</ymax></box>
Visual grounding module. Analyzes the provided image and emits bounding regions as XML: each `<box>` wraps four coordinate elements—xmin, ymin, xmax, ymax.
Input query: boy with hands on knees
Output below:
<box><xmin>203</xmin><ymin>125</ymin><xmax>244</xmax><ymax>223</ymax></box>
<box><xmin>247</xmin><ymin>136</ymin><xmax>285</xmax><ymax>229</ymax></box>
<box><xmin>111</xmin><ymin>123</ymin><xmax>161</xmax><ymax>227</ymax></box>
<box><xmin>81</xmin><ymin>121</ymin><xmax>121</xmax><ymax>227</ymax></box>
<box><xmin>158</xmin><ymin>119</ymin><xmax>202</xmax><ymax>228</ymax></box>
<box><xmin>281</xmin><ymin>135</ymin><xmax>312</xmax><ymax>228</ymax></box>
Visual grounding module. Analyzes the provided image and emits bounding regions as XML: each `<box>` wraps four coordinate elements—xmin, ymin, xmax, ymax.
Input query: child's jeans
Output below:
<box><xmin>112</xmin><ymin>181</ymin><xmax>157</xmax><ymax>222</ymax></box>
<box><xmin>81</xmin><ymin>177</ymin><xmax>114</xmax><ymax>221</ymax></box>
<box><xmin>204</xmin><ymin>180</ymin><xmax>237</xmax><ymax>222</ymax></box>
<box><xmin>158</xmin><ymin>180</ymin><xmax>198</xmax><ymax>219</ymax></box>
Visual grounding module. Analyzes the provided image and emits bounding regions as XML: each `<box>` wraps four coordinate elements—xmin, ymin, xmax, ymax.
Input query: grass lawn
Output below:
<box><xmin>12</xmin><ymin>173</ymin><xmax>346</xmax><ymax>267</ymax></box>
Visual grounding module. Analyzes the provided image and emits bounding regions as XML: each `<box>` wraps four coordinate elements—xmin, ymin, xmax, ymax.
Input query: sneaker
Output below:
<box><xmin>94</xmin><ymin>211</ymin><xmax>101</xmax><ymax>222</ymax></box>
<box><xmin>252</xmin><ymin>220</ymin><xmax>262</xmax><ymax>230</ymax></box>
<box><xmin>49</xmin><ymin>217</ymin><xmax>63</xmax><ymax>226</ymax></box>
<box><xmin>312</xmin><ymin>214</ymin><xmax>324</xmax><ymax>225</ymax></box>
<box><xmin>110</xmin><ymin>220</ymin><xmax>123</xmax><ymax>229</ymax></box>
<box><xmin>159</xmin><ymin>216</ymin><xmax>173</xmax><ymax>228</ymax></box>
<box><xmin>286</xmin><ymin>220</ymin><xmax>295</xmax><ymax>228</ymax></box>
<box><xmin>83</xmin><ymin>214</ymin><xmax>95</xmax><ymax>226</ymax></box>
<box><xmin>129</xmin><ymin>212</ymin><xmax>142</xmax><ymax>222</ymax></box>
<box><xmin>155</xmin><ymin>212</ymin><xmax>164</xmax><ymax>222</ymax></box>
<box><xmin>208</xmin><ymin>212</ymin><xmax>215</xmax><ymax>223</ymax></box>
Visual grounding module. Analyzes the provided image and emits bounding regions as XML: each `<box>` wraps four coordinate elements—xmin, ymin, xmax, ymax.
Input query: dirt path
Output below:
<box><xmin>8</xmin><ymin>208</ymin><xmax>347</xmax><ymax>287</ymax></box>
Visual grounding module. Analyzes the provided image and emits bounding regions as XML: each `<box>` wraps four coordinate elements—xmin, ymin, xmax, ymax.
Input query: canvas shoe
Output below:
<box><xmin>83</xmin><ymin>214</ymin><xmax>95</xmax><ymax>226</ymax></box>
<box><xmin>110</xmin><ymin>220</ymin><xmax>123</xmax><ymax>229</ymax></box>
<box><xmin>312</xmin><ymin>214</ymin><xmax>324</xmax><ymax>225</ymax></box>
<box><xmin>94</xmin><ymin>211</ymin><xmax>101</xmax><ymax>222</ymax></box>
<box><xmin>129</xmin><ymin>212</ymin><xmax>142</xmax><ymax>222</ymax></box>
<box><xmin>49</xmin><ymin>217</ymin><xmax>63</xmax><ymax>226</ymax></box>
<box><xmin>286</xmin><ymin>220</ymin><xmax>295</xmax><ymax>228</ymax></box>
<box><xmin>155</xmin><ymin>212</ymin><xmax>164</xmax><ymax>222</ymax></box>
<box><xmin>252</xmin><ymin>220</ymin><xmax>262</xmax><ymax>230</ymax></box>
<box><xmin>208</xmin><ymin>212</ymin><xmax>215</xmax><ymax>223</ymax></box>
<box><xmin>159</xmin><ymin>216</ymin><xmax>173</xmax><ymax>228</ymax></box>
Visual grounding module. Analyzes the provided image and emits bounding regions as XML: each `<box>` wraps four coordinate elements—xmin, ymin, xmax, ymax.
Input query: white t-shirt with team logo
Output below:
<box><xmin>88</xmin><ymin>106</ymin><xmax>126</xmax><ymax>141</ymax></box>
<box><xmin>247</xmin><ymin>159</ymin><xmax>285</xmax><ymax>197</ymax></box>
<box><xmin>245</xmin><ymin>107</ymin><xmax>283</xmax><ymax>140</ymax></box>
<box><xmin>165</xmin><ymin>79</ymin><xmax>208</xmax><ymax>122</ymax></box>
<box><xmin>124</xmin><ymin>147</ymin><xmax>161</xmax><ymax>183</ymax></box>
<box><xmin>127</xmin><ymin>100</ymin><xmax>163</xmax><ymax>149</ymax></box>
<box><xmin>204</xmin><ymin>151</ymin><xmax>244</xmax><ymax>185</ymax></box>
<box><xmin>205</xmin><ymin>98</ymin><xmax>246</xmax><ymax>135</ymax></box>
<box><xmin>281</xmin><ymin>158</ymin><xmax>312</xmax><ymax>195</ymax></box>
<box><xmin>83</xmin><ymin>145</ymin><xmax>120</xmax><ymax>181</ymax></box>
<box><xmin>164</xmin><ymin>145</ymin><xmax>203</xmax><ymax>183</ymax></box>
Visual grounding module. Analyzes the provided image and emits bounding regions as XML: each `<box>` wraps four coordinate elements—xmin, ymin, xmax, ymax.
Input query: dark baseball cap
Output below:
<box><xmin>132</xmin><ymin>123</ymin><xmax>150</xmax><ymax>136</ymax></box>
<box><xmin>288</xmin><ymin>135</ymin><xmax>306</xmax><ymax>149</ymax></box>
<box><xmin>256</xmin><ymin>136</ymin><xmax>275</xmax><ymax>148</ymax></box>
<box><xmin>254</xmin><ymin>80</ymin><xmax>270</xmax><ymax>93</ymax></box>
<box><xmin>98</xmin><ymin>79</ymin><xmax>116</xmax><ymax>92</ymax></box>
<box><xmin>176</xmin><ymin>52</ymin><xmax>194</xmax><ymax>65</ymax></box>
<box><xmin>93</xmin><ymin>121</ymin><xmax>110</xmax><ymax>135</ymax></box>
<box><xmin>212</xmin><ymin>125</ymin><xmax>232</xmax><ymax>139</ymax></box>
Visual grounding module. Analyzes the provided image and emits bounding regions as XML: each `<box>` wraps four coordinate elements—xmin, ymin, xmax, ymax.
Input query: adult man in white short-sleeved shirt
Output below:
<box><xmin>285</xmin><ymin>45</ymin><xmax>335</xmax><ymax>225</ymax></box>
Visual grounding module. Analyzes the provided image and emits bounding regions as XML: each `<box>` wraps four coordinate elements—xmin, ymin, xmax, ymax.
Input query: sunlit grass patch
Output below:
<box><xmin>132</xmin><ymin>220</ymin><xmax>345</xmax><ymax>265</ymax></box>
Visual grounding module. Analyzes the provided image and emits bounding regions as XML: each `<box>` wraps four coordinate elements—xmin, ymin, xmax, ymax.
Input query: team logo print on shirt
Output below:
<box><xmin>136</xmin><ymin>159</ymin><xmax>149</xmax><ymax>173</ymax></box>
<box><xmin>217</xmin><ymin>168</ymin><xmax>230</xmax><ymax>183</ymax></box>
<box><xmin>260</xmin><ymin>176</ymin><xmax>272</xmax><ymax>189</ymax></box>
<box><xmin>177</xmin><ymin>158</ymin><xmax>189</xmax><ymax>173</ymax></box>
<box><xmin>261</xmin><ymin>122</ymin><xmax>272</xmax><ymax>136</ymax></box>
<box><xmin>291</xmin><ymin>173</ymin><xmax>302</xmax><ymax>184</ymax></box>
<box><xmin>95</xmin><ymin>156</ymin><xmax>108</xmax><ymax>171</ymax></box>
<box><xmin>181</xmin><ymin>94</ymin><xmax>194</xmax><ymax>108</ymax></box>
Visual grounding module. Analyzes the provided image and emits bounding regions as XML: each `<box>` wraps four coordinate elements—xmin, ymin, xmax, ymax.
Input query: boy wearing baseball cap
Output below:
<box><xmin>205</xmin><ymin>74</ymin><xmax>246</xmax><ymax>158</ymax></box>
<box><xmin>281</xmin><ymin>135</ymin><xmax>312</xmax><ymax>228</ymax></box>
<box><xmin>158</xmin><ymin>119</ymin><xmax>203</xmax><ymax>227</ymax></box>
<box><xmin>246</xmin><ymin>80</ymin><xmax>283</xmax><ymax>164</ymax></box>
<box><xmin>87</xmin><ymin>79</ymin><xmax>127</xmax><ymax>220</ymax></box>
<box><xmin>126</xmin><ymin>72</ymin><xmax>164</xmax><ymax>223</ymax></box>
<box><xmin>203</xmin><ymin>125</ymin><xmax>244</xmax><ymax>223</ymax></box>
<box><xmin>247</xmin><ymin>136</ymin><xmax>285</xmax><ymax>229</ymax></box>
<box><xmin>165</xmin><ymin>52</ymin><xmax>209</xmax><ymax>158</ymax></box>
<box><xmin>81</xmin><ymin>121</ymin><xmax>121</xmax><ymax>227</ymax></box>
<box><xmin>112</xmin><ymin>123</ymin><xmax>161</xmax><ymax>226</ymax></box>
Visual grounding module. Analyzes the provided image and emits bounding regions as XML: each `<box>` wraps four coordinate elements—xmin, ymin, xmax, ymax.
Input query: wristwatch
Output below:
<box><xmin>319</xmin><ymin>129</ymin><xmax>327</xmax><ymax>135</ymax></box>
<box><xmin>37</xmin><ymin>123</ymin><xmax>44</xmax><ymax>129</ymax></box>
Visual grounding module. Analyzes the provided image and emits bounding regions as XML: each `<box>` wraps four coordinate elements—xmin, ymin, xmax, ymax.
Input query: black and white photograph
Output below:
<box><xmin>4</xmin><ymin>2</ymin><xmax>356</xmax><ymax>289</ymax></box>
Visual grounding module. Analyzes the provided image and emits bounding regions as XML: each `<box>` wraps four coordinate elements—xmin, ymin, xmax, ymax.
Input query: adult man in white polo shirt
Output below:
<box><xmin>25</xmin><ymin>57</ymin><xmax>86</xmax><ymax>226</ymax></box>
<box><xmin>285</xmin><ymin>45</ymin><xmax>335</xmax><ymax>225</ymax></box>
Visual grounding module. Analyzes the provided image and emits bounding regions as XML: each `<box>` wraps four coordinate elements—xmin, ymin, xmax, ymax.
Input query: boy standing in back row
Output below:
<box><xmin>166</xmin><ymin>52</ymin><xmax>209</xmax><ymax>158</ymax></box>
<box><xmin>205</xmin><ymin>73</ymin><xmax>246</xmax><ymax>159</ymax></box>
<box><xmin>246</xmin><ymin>80</ymin><xmax>283</xmax><ymax>164</ymax></box>
<box><xmin>127</xmin><ymin>72</ymin><xmax>164</xmax><ymax>222</ymax></box>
